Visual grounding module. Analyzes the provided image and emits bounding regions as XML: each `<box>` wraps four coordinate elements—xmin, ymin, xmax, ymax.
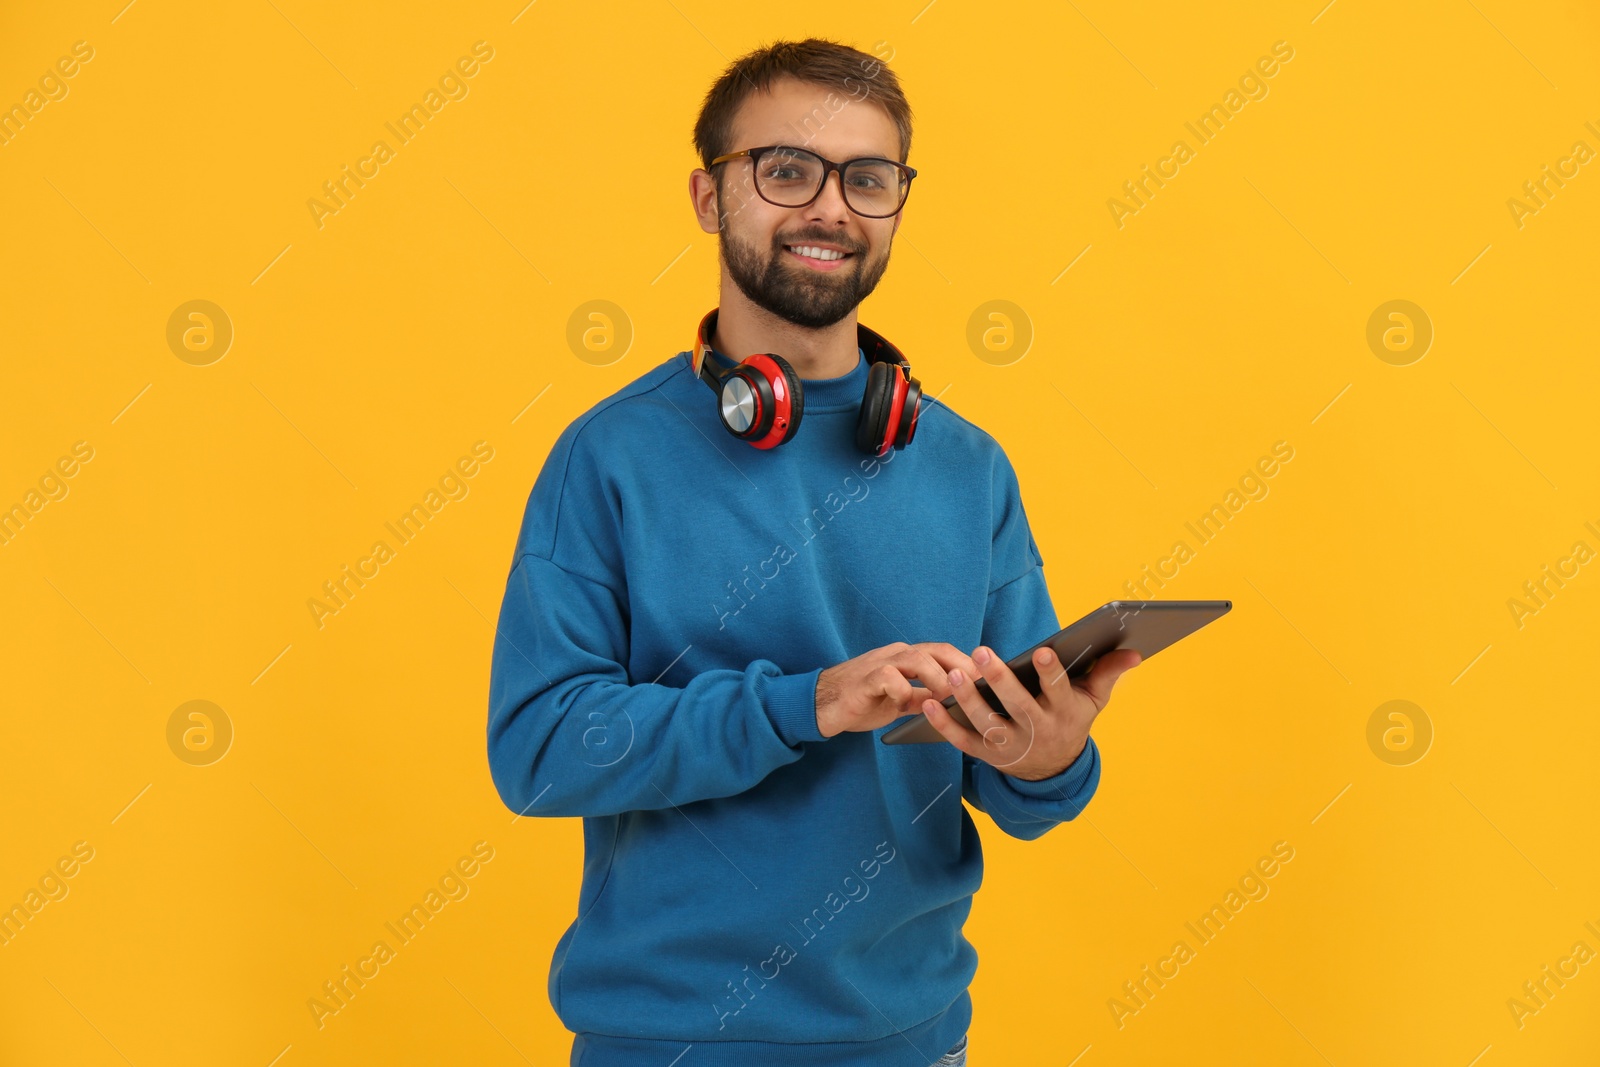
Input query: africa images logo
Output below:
<box><xmin>712</xmin><ymin>841</ymin><xmax>897</xmax><ymax>1029</ymax></box>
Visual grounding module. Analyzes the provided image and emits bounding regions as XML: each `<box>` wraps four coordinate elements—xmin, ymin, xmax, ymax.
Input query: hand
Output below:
<box><xmin>815</xmin><ymin>642</ymin><xmax>978</xmax><ymax>739</ymax></box>
<box><xmin>919</xmin><ymin>643</ymin><xmax>1143</xmax><ymax>780</ymax></box>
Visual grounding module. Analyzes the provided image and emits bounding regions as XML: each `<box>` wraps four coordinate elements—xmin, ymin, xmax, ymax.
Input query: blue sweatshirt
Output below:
<box><xmin>486</xmin><ymin>340</ymin><xmax>1102</xmax><ymax>1067</ymax></box>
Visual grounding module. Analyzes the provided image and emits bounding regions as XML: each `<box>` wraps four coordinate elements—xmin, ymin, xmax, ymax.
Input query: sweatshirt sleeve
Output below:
<box><xmin>485</xmin><ymin>410</ymin><xmax>826</xmax><ymax>821</ymax></box>
<box><xmin>960</xmin><ymin>444</ymin><xmax>1102</xmax><ymax>841</ymax></box>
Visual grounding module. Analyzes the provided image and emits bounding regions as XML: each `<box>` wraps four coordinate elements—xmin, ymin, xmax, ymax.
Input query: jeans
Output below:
<box><xmin>931</xmin><ymin>1032</ymin><xmax>968</xmax><ymax>1067</ymax></box>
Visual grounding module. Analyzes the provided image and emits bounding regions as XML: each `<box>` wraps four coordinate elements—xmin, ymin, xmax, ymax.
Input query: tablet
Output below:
<box><xmin>880</xmin><ymin>599</ymin><xmax>1232</xmax><ymax>745</ymax></box>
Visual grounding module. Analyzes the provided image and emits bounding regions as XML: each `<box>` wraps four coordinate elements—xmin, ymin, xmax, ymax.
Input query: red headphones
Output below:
<box><xmin>690</xmin><ymin>307</ymin><xmax>922</xmax><ymax>456</ymax></box>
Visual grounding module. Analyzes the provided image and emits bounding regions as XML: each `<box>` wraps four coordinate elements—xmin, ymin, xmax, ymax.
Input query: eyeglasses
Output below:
<box><xmin>709</xmin><ymin>145</ymin><xmax>917</xmax><ymax>219</ymax></box>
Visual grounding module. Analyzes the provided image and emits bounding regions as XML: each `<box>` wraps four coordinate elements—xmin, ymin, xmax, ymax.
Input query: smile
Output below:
<box><xmin>785</xmin><ymin>245</ymin><xmax>854</xmax><ymax>271</ymax></box>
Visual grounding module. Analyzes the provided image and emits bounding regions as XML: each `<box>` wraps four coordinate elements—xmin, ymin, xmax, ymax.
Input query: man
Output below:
<box><xmin>486</xmin><ymin>37</ymin><xmax>1141</xmax><ymax>1067</ymax></box>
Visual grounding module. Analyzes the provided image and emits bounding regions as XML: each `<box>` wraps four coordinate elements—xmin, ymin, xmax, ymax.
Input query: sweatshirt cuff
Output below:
<box><xmin>999</xmin><ymin>735</ymin><xmax>1099</xmax><ymax>802</ymax></box>
<box><xmin>758</xmin><ymin>667</ymin><xmax>826</xmax><ymax>747</ymax></box>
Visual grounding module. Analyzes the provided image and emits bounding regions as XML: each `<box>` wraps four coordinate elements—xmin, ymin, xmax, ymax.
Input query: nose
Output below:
<box><xmin>805</xmin><ymin>168</ymin><xmax>853</xmax><ymax>223</ymax></box>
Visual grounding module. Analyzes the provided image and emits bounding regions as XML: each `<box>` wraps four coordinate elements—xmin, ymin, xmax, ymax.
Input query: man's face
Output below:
<box><xmin>711</xmin><ymin>76</ymin><xmax>903</xmax><ymax>330</ymax></box>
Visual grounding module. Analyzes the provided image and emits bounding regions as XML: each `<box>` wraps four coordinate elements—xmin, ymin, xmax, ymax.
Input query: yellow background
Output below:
<box><xmin>2</xmin><ymin>1</ymin><xmax>1597</xmax><ymax>1063</ymax></box>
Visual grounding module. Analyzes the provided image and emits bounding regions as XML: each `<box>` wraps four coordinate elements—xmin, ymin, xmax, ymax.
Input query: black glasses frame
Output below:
<box><xmin>708</xmin><ymin>144</ymin><xmax>917</xmax><ymax>219</ymax></box>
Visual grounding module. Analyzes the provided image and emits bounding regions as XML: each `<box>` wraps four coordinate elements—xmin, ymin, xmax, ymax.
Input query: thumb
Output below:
<box><xmin>1078</xmin><ymin>649</ymin><xmax>1142</xmax><ymax>711</ymax></box>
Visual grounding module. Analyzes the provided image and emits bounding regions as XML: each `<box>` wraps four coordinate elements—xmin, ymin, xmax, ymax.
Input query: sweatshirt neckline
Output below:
<box><xmin>699</xmin><ymin>346</ymin><xmax>868</xmax><ymax>413</ymax></box>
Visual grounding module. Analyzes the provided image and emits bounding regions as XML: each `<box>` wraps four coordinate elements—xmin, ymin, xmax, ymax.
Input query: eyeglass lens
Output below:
<box><xmin>753</xmin><ymin>147</ymin><xmax>907</xmax><ymax>216</ymax></box>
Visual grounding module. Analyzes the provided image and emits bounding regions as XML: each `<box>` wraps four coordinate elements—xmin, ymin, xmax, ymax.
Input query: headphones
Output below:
<box><xmin>689</xmin><ymin>307</ymin><xmax>922</xmax><ymax>455</ymax></box>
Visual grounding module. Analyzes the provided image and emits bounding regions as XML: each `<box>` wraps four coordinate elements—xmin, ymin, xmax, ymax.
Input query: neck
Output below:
<box><xmin>711</xmin><ymin>281</ymin><xmax>860</xmax><ymax>380</ymax></box>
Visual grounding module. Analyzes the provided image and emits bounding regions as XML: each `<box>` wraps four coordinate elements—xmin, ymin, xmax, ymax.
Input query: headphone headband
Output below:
<box><xmin>690</xmin><ymin>307</ymin><xmax>910</xmax><ymax>390</ymax></box>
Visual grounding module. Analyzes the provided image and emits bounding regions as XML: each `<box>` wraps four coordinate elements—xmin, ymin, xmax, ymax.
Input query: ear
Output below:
<box><xmin>689</xmin><ymin>169</ymin><xmax>721</xmax><ymax>235</ymax></box>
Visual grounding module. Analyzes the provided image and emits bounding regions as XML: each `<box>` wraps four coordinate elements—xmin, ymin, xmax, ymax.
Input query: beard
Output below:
<box><xmin>717</xmin><ymin>197</ymin><xmax>892</xmax><ymax>330</ymax></box>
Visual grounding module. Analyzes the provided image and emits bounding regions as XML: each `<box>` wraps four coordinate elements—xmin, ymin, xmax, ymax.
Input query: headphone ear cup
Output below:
<box><xmin>717</xmin><ymin>364</ymin><xmax>775</xmax><ymax>439</ymax></box>
<box><xmin>895</xmin><ymin>375</ymin><xmax>922</xmax><ymax>448</ymax></box>
<box><xmin>855</xmin><ymin>360</ymin><xmax>897</xmax><ymax>454</ymax></box>
<box><xmin>764</xmin><ymin>353</ymin><xmax>805</xmax><ymax>444</ymax></box>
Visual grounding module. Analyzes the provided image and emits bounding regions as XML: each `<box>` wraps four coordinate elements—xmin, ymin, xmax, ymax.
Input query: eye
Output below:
<box><xmin>846</xmin><ymin>161</ymin><xmax>898</xmax><ymax>191</ymax></box>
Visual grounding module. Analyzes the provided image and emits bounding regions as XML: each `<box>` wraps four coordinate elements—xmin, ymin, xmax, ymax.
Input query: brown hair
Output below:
<box><xmin>692</xmin><ymin>38</ymin><xmax>913</xmax><ymax>185</ymax></box>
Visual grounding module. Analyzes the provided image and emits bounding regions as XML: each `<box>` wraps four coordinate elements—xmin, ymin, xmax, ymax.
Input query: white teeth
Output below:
<box><xmin>788</xmin><ymin>245</ymin><xmax>846</xmax><ymax>261</ymax></box>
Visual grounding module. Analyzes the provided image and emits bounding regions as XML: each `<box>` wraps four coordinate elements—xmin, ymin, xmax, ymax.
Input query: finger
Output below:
<box><xmin>965</xmin><ymin>647</ymin><xmax>1044</xmax><ymax>768</ymax></box>
<box><xmin>1031</xmin><ymin>645</ymin><xmax>1075</xmax><ymax>707</ymax></box>
<box><xmin>890</xmin><ymin>648</ymin><xmax>959</xmax><ymax>701</ymax></box>
<box><xmin>914</xmin><ymin>642</ymin><xmax>981</xmax><ymax>683</ymax></box>
<box><xmin>943</xmin><ymin>660</ymin><xmax>1017</xmax><ymax>752</ymax></box>
<box><xmin>971</xmin><ymin>645</ymin><xmax>1043</xmax><ymax>730</ymax></box>
<box><xmin>1076</xmin><ymin>649</ymin><xmax>1143</xmax><ymax>711</ymax></box>
<box><xmin>919</xmin><ymin>694</ymin><xmax>983</xmax><ymax>756</ymax></box>
<box><xmin>873</xmin><ymin>664</ymin><xmax>920</xmax><ymax>714</ymax></box>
